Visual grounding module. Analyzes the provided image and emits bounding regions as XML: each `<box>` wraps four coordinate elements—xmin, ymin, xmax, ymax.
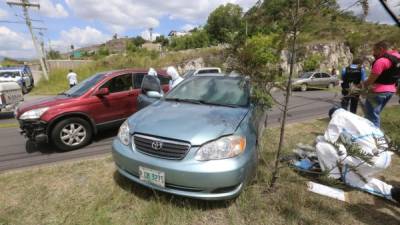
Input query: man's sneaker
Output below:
<box><xmin>391</xmin><ymin>187</ymin><xmax>400</xmax><ymax>204</ymax></box>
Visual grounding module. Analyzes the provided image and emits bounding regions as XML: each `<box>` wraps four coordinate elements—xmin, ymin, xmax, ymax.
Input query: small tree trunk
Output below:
<box><xmin>269</xmin><ymin>0</ymin><xmax>299</xmax><ymax>189</ymax></box>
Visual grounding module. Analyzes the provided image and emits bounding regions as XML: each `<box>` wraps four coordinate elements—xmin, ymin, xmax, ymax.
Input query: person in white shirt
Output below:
<box><xmin>167</xmin><ymin>66</ymin><xmax>183</xmax><ymax>89</ymax></box>
<box><xmin>67</xmin><ymin>69</ymin><xmax>78</xmax><ymax>88</ymax></box>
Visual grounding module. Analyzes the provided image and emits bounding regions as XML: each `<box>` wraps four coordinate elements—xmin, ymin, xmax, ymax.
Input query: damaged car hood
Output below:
<box><xmin>129</xmin><ymin>100</ymin><xmax>249</xmax><ymax>146</ymax></box>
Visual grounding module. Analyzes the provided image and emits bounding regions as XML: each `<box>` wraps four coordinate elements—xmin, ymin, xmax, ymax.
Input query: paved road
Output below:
<box><xmin>0</xmin><ymin>91</ymin><xmax>398</xmax><ymax>171</ymax></box>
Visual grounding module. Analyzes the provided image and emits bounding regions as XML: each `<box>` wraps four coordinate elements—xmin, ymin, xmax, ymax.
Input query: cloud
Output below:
<box><xmin>32</xmin><ymin>0</ymin><xmax>69</xmax><ymax>18</ymax></box>
<box><xmin>65</xmin><ymin>0</ymin><xmax>258</xmax><ymax>31</ymax></box>
<box><xmin>181</xmin><ymin>24</ymin><xmax>197</xmax><ymax>31</ymax></box>
<box><xmin>0</xmin><ymin>8</ymin><xmax>8</xmax><ymax>19</ymax></box>
<box><xmin>140</xmin><ymin>29</ymin><xmax>161</xmax><ymax>41</ymax></box>
<box><xmin>51</xmin><ymin>26</ymin><xmax>110</xmax><ymax>52</ymax></box>
<box><xmin>0</xmin><ymin>26</ymin><xmax>35</xmax><ymax>58</ymax></box>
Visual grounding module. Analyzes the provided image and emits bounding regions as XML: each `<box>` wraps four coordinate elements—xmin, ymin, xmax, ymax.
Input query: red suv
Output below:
<box><xmin>15</xmin><ymin>69</ymin><xmax>171</xmax><ymax>150</ymax></box>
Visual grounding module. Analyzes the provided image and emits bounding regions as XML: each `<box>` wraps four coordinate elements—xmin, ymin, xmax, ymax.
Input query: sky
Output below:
<box><xmin>0</xmin><ymin>0</ymin><xmax>399</xmax><ymax>59</ymax></box>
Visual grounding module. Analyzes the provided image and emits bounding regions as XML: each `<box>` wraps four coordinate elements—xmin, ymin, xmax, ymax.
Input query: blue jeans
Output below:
<box><xmin>365</xmin><ymin>92</ymin><xmax>393</xmax><ymax>127</ymax></box>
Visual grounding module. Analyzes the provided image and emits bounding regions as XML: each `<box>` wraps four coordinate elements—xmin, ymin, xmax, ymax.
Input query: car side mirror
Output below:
<box><xmin>146</xmin><ymin>91</ymin><xmax>163</xmax><ymax>99</ymax></box>
<box><xmin>95</xmin><ymin>87</ymin><xmax>109</xmax><ymax>97</ymax></box>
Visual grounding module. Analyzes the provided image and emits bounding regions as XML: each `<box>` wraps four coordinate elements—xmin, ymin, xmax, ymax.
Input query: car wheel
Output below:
<box><xmin>51</xmin><ymin>117</ymin><xmax>93</xmax><ymax>151</ymax></box>
<box><xmin>21</xmin><ymin>85</ymin><xmax>28</xmax><ymax>94</ymax></box>
<box><xmin>300</xmin><ymin>84</ymin><xmax>307</xmax><ymax>92</ymax></box>
<box><xmin>328</xmin><ymin>83</ymin><xmax>335</xmax><ymax>89</ymax></box>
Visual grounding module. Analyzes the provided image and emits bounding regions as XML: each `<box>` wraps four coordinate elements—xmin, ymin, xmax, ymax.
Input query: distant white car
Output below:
<box><xmin>183</xmin><ymin>67</ymin><xmax>222</xmax><ymax>78</ymax></box>
<box><xmin>0</xmin><ymin>82</ymin><xmax>23</xmax><ymax>112</ymax></box>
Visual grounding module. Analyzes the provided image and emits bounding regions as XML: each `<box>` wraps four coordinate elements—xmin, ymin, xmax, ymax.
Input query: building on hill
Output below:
<box><xmin>168</xmin><ymin>30</ymin><xmax>190</xmax><ymax>38</ymax></box>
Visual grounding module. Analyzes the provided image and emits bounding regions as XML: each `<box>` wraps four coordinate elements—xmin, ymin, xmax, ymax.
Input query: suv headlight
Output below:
<box><xmin>195</xmin><ymin>135</ymin><xmax>246</xmax><ymax>161</ymax></box>
<box><xmin>19</xmin><ymin>107</ymin><xmax>49</xmax><ymax>120</ymax></box>
<box><xmin>118</xmin><ymin>120</ymin><xmax>130</xmax><ymax>146</ymax></box>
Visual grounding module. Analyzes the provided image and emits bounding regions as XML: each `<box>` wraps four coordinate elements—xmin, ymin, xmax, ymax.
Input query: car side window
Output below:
<box><xmin>158</xmin><ymin>75</ymin><xmax>171</xmax><ymax>85</ymax></box>
<box><xmin>197</xmin><ymin>69</ymin><xmax>219</xmax><ymax>74</ymax></box>
<box><xmin>314</xmin><ymin>73</ymin><xmax>321</xmax><ymax>78</ymax></box>
<box><xmin>321</xmin><ymin>73</ymin><xmax>330</xmax><ymax>78</ymax></box>
<box><xmin>101</xmin><ymin>74</ymin><xmax>133</xmax><ymax>93</ymax></box>
<box><xmin>133</xmin><ymin>73</ymin><xmax>145</xmax><ymax>89</ymax></box>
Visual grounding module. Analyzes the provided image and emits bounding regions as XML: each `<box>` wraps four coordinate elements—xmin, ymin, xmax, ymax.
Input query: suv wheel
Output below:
<box><xmin>300</xmin><ymin>84</ymin><xmax>307</xmax><ymax>92</ymax></box>
<box><xmin>51</xmin><ymin>117</ymin><xmax>93</xmax><ymax>151</ymax></box>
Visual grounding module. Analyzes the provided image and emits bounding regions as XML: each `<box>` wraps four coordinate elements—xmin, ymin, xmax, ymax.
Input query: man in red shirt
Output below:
<box><xmin>363</xmin><ymin>41</ymin><xmax>400</xmax><ymax>127</ymax></box>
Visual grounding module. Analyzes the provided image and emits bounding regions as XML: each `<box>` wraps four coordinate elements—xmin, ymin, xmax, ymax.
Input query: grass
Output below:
<box><xmin>0</xmin><ymin>123</ymin><xmax>18</xmax><ymax>128</ymax></box>
<box><xmin>0</xmin><ymin>107</ymin><xmax>399</xmax><ymax>225</ymax></box>
<box><xmin>31</xmin><ymin>47</ymin><xmax>226</xmax><ymax>95</ymax></box>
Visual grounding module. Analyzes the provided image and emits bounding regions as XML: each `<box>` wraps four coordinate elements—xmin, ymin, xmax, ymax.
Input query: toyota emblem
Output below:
<box><xmin>151</xmin><ymin>141</ymin><xmax>163</xmax><ymax>150</ymax></box>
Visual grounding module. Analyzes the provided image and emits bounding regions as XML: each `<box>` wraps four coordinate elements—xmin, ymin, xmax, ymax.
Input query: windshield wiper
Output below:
<box><xmin>198</xmin><ymin>101</ymin><xmax>240</xmax><ymax>108</ymax></box>
<box><xmin>165</xmin><ymin>98</ymin><xmax>203</xmax><ymax>105</ymax></box>
<box><xmin>58</xmin><ymin>92</ymin><xmax>72</xmax><ymax>97</ymax></box>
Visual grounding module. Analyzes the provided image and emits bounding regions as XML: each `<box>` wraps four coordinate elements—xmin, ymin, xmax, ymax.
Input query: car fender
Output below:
<box><xmin>47</xmin><ymin>112</ymin><xmax>98</xmax><ymax>135</ymax></box>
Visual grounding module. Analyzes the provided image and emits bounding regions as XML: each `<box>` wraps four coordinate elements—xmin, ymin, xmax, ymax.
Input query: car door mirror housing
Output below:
<box><xmin>95</xmin><ymin>87</ymin><xmax>110</xmax><ymax>96</ymax></box>
<box><xmin>146</xmin><ymin>91</ymin><xmax>163</xmax><ymax>99</ymax></box>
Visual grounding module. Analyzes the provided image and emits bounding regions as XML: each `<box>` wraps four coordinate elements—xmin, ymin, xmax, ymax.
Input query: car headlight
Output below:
<box><xmin>195</xmin><ymin>135</ymin><xmax>246</xmax><ymax>161</ymax></box>
<box><xmin>19</xmin><ymin>107</ymin><xmax>49</xmax><ymax>120</ymax></box>
<box><xmin>118</xmin><ymin>120</ymin><xmax>130</xmax><ymax>146</ymax></box>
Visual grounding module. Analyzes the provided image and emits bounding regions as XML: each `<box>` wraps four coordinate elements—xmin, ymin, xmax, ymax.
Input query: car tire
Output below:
<box><xmin>21</xmin><ymin>85</ymin><xmax>28</xmax><ymax>94</ymax></box>
<box><xmin>328</xmin><ymin>83</ymin><xmax>335</xmax><ymax>89</ymax></box>
<box><xmin>300</xmin><ymin>84</ymin><xmax>307</xmax><ymax>92</ymax></box>
<box><xmin>51</xmin><ymin>117</ymin><xmax>93</xmax><ymax>151</ymax></box>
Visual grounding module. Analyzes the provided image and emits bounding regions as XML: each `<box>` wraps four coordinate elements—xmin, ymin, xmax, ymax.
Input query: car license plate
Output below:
<box><xmin>139</xmin><ymin>166</ymin><xmax>165</xmax><ymax>188</ymax></box>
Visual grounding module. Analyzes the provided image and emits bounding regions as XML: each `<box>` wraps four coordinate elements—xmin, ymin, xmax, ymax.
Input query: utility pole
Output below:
<box><xmin>7</xmin><ymin>0</ymin><xmax>49</xmax><ymax>80</ymax></box>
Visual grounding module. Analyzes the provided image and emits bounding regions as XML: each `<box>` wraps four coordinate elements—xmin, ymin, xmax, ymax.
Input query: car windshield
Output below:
<box><xmin>299</xmin><ymin>72</ymin><xmax>313</xmax><ymax>78</ymax></box>
<box><xmin>183</xmin><ymin>70</ymin><xmax>195</xmax><ymax>78</ymax></box>
<box><xmin>165</xmin><ymin>76</ymin><xmax>249</xmax><ymax>107</ymax></box>
<box><xmin>0</xmin><ymin>71</ymin><xmax>20</xmax><ymax>77</ymax></box>
<box><xmin>63</xmin><ymin>73</ymin><xmax>105</xmax><ymax>97</ymax></box>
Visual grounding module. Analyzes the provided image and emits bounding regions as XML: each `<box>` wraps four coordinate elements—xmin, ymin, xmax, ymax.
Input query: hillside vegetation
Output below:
<box><xmin>32</xmin><ymin>47</ymin><xmax>225</xmax><ymax>95</ymax></box>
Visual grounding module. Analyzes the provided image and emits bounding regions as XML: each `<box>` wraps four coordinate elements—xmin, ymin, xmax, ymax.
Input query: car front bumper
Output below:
<box><xmin>112</xmin><ymin>138</ymin><xmax>255</xmax><ymax>200</ymax></box>
<box><xmin>18</xmin><ymin>119</ymin><xmax>48</xmax><ymax>143</ymax></box>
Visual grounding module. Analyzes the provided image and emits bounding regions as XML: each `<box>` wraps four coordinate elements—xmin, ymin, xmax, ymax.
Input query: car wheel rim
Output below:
<box><xmin>60</xmin><ymin>123</ymin><xmax>87</xmax><ymax>146</ymax></box>
<box><xmin>301</xmin><ymin>84</ymin><xmax>306</xmax><ymax>91</ymax></box>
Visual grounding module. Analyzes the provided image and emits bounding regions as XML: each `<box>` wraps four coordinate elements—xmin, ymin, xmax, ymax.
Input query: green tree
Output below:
<box><xmin>47</xmin><ymin>50</ymin><xmax>61</xmax><ymax>59</ymax></box>
<box><xmin>303</xmin><ymin>53</ymin><xmax>322</xmax><ymax>72</ymax></box>
<box><xmin>205</xmin><ymin>3</ymin><xmax>244</xmax><ymax>44</ymax></box>
<box><xmin>169</xmin><ymin>30</ymin><xmax>210</xmax><ymax>51</ymax></box>
<box><xmin>154</xmin><ymin>35</ymin><xmax>169</xmax><ymax>47</ymax></box>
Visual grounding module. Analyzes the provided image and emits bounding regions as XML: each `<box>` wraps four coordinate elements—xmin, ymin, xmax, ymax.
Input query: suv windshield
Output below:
<box><xmin>0</xmin><ymin>71</ymin><xmax>20</xmax><ymax>78</ymax></box>
<box><xmin>165</xmin><ymin>76</ymin><xmax>249</xmax><ymax>107</ymax></box>
<box><xmin>63</xmin><ymin>73</ymin><xmax>105</xmax><ymax>97</ymax></box>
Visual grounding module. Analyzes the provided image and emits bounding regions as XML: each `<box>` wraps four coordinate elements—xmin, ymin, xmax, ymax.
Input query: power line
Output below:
<box><xmin>7</xmin><ymin>0</ymin><xmax>49</xmax><ymax>80</ymax></box>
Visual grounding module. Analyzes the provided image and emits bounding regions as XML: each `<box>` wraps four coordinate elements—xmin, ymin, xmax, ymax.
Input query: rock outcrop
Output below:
<box><xmin>280</xmin><ymin>42</ymin><xmax>353</xmax><ymax>76</ymax></box>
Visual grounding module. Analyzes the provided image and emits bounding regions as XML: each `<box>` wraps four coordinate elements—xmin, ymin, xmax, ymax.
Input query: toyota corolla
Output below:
<box><xmin>112</xmin><ymin>74</ymin><xmax>258</xmax><ymax>200</ymax></box>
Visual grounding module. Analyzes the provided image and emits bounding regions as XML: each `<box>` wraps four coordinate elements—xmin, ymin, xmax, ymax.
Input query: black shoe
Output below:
<box><xmin>391</xmin><ymin>187</ymin><xmax>400</xmax><ymax>203</ymax></box>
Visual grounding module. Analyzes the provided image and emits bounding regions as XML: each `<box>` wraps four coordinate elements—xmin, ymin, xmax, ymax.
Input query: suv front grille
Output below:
<box><xmin>133</xmin><ymin>134</ymin><xmax>191</xmax><ymax>160</ymax></box>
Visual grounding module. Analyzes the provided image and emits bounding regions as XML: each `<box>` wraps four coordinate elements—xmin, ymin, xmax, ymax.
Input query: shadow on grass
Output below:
<box><xmin>346</xmin><ymin>199</ymin><xmax>400</xmax><ymax>225</ymax></box>
<box><xmin>113</xmin><ymin>170</ymin><xmax>233</xmax><ymax>210</ymax></box>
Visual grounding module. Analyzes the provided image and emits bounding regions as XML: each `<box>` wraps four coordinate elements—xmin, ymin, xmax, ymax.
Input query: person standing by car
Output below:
<box><xmin>340</xmin><ymin>58</ymin><xmax>366</xmax><ymax>114</ymax></box>
<box><xmin>167</xmin><ymin>66</ymin><xmax>183</xmax><ymax>89</ymax></box>
<box><xmin>67</xmin><ymin>69</ymin><xmax>78</xmax><ymax>88</ymax></box>
<box><xmin>363</xmin><ymin>41</ymin><xmax>400</xmax><ymax>127</ymax></box>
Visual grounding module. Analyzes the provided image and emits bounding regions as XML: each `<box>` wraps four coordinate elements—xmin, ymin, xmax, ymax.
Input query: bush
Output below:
<box><xmin>303</xmin><ymin>53</ymin><xmax>322</xmax><ymax>72</ymax></box>
<box><xmin>169</xmin><ymin>30</ymin><xmax>210</xmax><ymax>51</ymax></box>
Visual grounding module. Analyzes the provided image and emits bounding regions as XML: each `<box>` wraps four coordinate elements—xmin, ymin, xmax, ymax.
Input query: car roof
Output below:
<box><xmin>196</xmin><ymin>67</ymin><xmax>221</xmax><ymax>70</ymax></box>
<box><xmin>103</xmin><ymin>68</ymin><xmax>169</xmax><ymax>77</ymax></box>
<box><xmin>192</xmin><ymin>73</ymin><xmax>243</xmax><ymax>78</ymax></box>
<box><xmin>0</xmin><ymin>66</ymin><xmax>26</xmax><ymax>72</ymax></box>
